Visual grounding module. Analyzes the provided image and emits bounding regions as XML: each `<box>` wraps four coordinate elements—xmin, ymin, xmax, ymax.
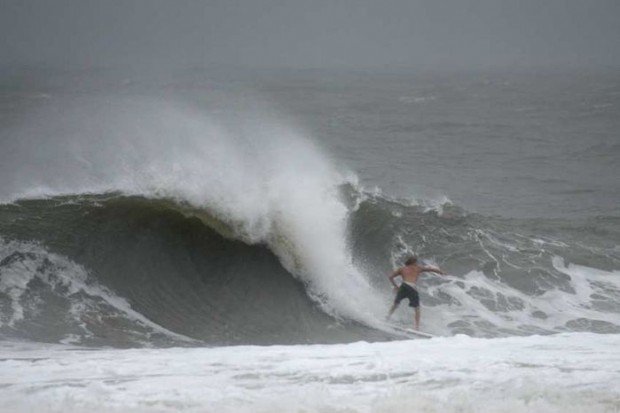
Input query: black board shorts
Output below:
<box><xmin>395</xmin><ymin>283</ymin><xmax>420</xmax><ymax>308</ymax></box>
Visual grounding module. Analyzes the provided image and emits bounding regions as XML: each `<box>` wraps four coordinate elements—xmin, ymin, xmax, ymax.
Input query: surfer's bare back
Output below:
<box><xmin>386</xmin><ymin>256</ymin><xmax>446</xmax><ymax>330</ymax></box>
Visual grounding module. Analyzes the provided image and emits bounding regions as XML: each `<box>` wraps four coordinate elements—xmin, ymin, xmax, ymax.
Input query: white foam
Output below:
<box><xmin>1</xmin><ymin>333</ymin><xmax>619</xmax><ymax>413</ymax></box>
<box><xmin>418</xmin><ymin>255</ymin><xmax>620</xmax><ymax>336</ymax></box>
<box><xmin>0</xmin><ymin>238</ymin><xmax>195</xmax><ymax>343</ymax></box>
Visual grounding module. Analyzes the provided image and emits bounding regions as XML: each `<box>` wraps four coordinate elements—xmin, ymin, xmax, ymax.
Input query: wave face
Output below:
<box><xmin>0</xmin><ymin>197</ymin><xmax>388</xmax><ymax>346</ymax></box>
<box><xmin>0</xmin><ymin>97</ymin><xmax>619</xmax><ymax>347</ymax></box>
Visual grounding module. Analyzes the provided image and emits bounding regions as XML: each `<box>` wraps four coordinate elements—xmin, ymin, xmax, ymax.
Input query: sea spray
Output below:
<box><xmin>0</xmin><ymin>97</ymin><xmax>386</xmax><ymax>327</ymax></box>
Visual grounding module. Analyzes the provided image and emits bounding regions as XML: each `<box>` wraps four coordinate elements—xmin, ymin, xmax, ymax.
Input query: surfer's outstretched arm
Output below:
<box><xmin>422</xmin><ymin>266</ymin><xmax>446</xmax><ymax>275</ymax></box>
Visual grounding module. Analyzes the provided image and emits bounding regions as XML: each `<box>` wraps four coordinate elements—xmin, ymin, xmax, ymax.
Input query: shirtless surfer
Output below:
<box><xmin>386</xmin><ymin>256</ymin><xmax>446</xmax><ymax>330</ymax></box>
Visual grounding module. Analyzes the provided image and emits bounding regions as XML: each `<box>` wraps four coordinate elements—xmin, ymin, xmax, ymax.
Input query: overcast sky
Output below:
<box><xmin>1</xmin><ymin>0</ymin><xmax>619</xmax><ymax>71</ymax></box>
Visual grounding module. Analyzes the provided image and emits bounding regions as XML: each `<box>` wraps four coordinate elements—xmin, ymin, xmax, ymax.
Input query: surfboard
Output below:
<box><xmin>389</xmin><ymin>324</ymin><xmax>435</xmax><ymax>339</ymax></box>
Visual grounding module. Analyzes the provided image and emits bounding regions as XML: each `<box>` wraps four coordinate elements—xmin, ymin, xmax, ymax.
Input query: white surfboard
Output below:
<box><xmin>389</xmin><ymin>324</ymin><xmax>435</xmax><ymax>339</ymax></box>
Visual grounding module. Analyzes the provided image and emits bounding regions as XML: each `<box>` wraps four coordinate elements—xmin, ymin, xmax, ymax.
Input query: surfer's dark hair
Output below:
<box><xmin>405</xmin><ymin>256</ymin><xmax>418</xmax><ymax>266</ymax></box>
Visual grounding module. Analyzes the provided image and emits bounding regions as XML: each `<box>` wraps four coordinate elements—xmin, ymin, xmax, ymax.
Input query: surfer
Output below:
<box><xmin>386</xmin><ymin>256</ymin><xmax>446</xmax><ymax>330</ymax></box>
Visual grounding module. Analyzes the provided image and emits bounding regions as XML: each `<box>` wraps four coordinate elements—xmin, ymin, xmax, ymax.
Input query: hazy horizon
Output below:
<box><xmin>1</xmin><ymin>0</ymin><xmax>619</xmax><ymax>73</ymax></box>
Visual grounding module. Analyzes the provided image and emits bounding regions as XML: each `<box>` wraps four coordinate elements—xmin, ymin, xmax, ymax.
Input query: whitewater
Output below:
<box><xmin>1</xmin><ymin>71</ymin><xmax>619</xmax><ymax>412</ymax></box>
<box><xmin>3</xmin><ymin>333</ymin><xmax>620</xmax><ymax>413</ymax></box>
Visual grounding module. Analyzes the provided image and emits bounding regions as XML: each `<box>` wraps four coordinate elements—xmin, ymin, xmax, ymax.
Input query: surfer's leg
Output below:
<box><xmin>388</xmin><ymin>286</ymin><xmax>406</xmax><ymax>319</ymax></box>
<box><xmin>387</xmin><ymin>302</ymin><xmax>399</xmax><ymax>319</ymax></box>
<box><xmin>414</xmin><ymin>306</ymin><xmax>420</xmax><ymax>330</ymax></box>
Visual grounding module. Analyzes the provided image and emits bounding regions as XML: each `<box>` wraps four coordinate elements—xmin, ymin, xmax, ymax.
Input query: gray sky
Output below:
<box><xmin>1</xmin><ymin>0</ymin><xmax>619</xmax><ymax>71</ymax></box>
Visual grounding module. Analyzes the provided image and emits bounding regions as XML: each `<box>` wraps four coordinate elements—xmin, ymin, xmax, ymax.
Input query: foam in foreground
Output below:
<box><xmin>2</xmin><ymin>332</ymin><xmax>619</xmax><ymax>413</ymax></box>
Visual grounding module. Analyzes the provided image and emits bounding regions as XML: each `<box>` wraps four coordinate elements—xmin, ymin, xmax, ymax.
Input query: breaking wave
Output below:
<box><xmin>0</xmin><ymin>97</ymin><xmax>618</xmax><ymax>347</ymax></box>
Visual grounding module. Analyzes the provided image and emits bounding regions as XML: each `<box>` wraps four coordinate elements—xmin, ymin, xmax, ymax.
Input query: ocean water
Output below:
<box><xmin>0</xmin><ymin>68</ymin><xmax>619</xmax><ymax>412</ymax></box>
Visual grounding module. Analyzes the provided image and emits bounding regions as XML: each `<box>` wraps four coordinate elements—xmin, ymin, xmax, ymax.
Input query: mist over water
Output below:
<box><xmin>254</xmin><ymin>71</ymin><xmax>620</xmax><ymax>218</ymax></box>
